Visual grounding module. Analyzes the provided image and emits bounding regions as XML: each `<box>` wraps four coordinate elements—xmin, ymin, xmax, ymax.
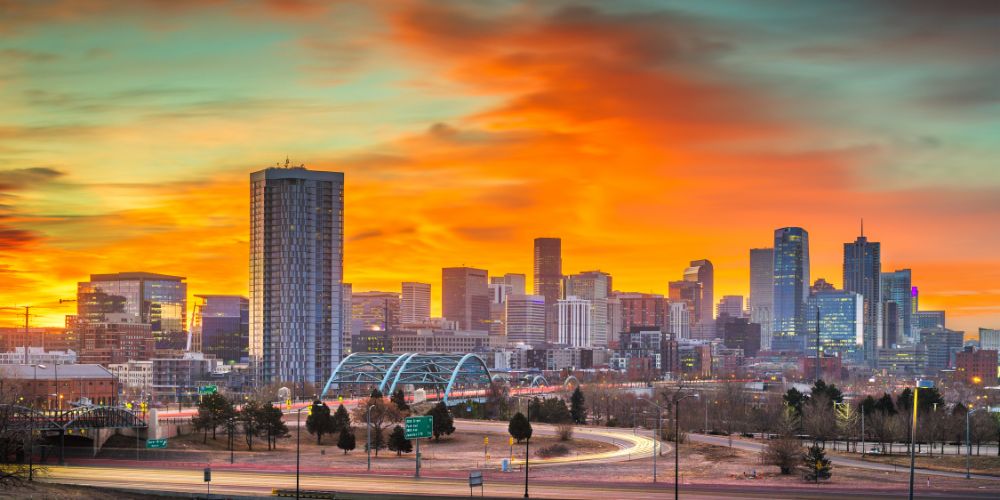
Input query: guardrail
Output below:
<box><xmin>273</xmin><ymin>489</ymin><xmax>339</xmax><ymax>499</ymax></box>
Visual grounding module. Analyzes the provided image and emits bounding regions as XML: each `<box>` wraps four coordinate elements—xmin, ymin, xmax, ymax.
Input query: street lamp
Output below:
<box><xmin>296</xmin><ymin>402</ymin><xmax>320</xmax><ymax>500</ymax></box>
<box><xmin>909</xmin><ymin>379</ymin><xmax>933</xmax><ymax>500</ymax></box>
<box><xmin>670</xmin><ymin>392</ymin><xmax>698</xmax><ymax>500</ymax></box>
<box><xmin>637</xmin><ymin>398</ymin><xmax>663</xmax><ymax>483</ymax></box>
<box><xmin>511</xmin><ymin>395</ymin><xmax>534</xmax><ymax>498</ymax></box>
<box><xmin>366</xmin><ymin>404</ymin><xmax>375</xmax><ymax>472</ymax></box>
<box><xmin>965</xmin><ymin>407</ymin><xmax>984</xmax><ymax>479</ymax></box>
<box><xmin>28</xmin><ymin>363</ymin><xmax>47</xmax><ymax>482</ymax></box>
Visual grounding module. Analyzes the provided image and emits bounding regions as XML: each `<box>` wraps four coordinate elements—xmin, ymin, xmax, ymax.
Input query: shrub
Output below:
<box><xmin>536</xmin><ymin>443</ymin><xmax>570</xmax><ymax>458</ymax></box>
<box><xmin>556</xmin><ymin>423</ymin><xmax>573</xmax><ymax>441</ymax></box>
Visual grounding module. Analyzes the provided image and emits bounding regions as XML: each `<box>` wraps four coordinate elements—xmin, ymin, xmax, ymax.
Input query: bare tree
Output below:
<box><xmin>802</xmin><ymin>394</ymin><xmax>836</xmax><ymax>448</ymax></box>
<box><xmin>351</xmin><ymin>393</ymin><xmax>403</xmax><ymax>456</ymax></box>
<box><xmin>0</xmin><ymin>380</ymin><xmax>39</xmax><ymax>487</ymax></box>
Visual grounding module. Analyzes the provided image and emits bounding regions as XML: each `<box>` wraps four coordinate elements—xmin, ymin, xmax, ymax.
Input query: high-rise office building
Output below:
<box><xmin>401</xmin><ymin>282</ymin><xmax>431</xmax><ymax>325</ymax></box>
<box><xmin>351</xmin><ymin>291</ymin><xmax>401</xmax><ymax>331</ymax></box>
<box><xmin>617</xmin><ymin>293</ymin><xmax>670</xmax><ymax>333</ymax></box>
<box><xmin>77</xmin><ymin>272</ymin><xmax>188</xmax><ymax>350</ymax></box>
<box><xmin>772</xmin><ymin>227</ymin><xmax>810</xmax><ymax>352</ymax></box>
<box><xmin>250</xmin><ymin>166</ymin><xmax>344</xmax><ymax>387</ymax></box>
<box><xmin>668</xmin><ymin>280</ymin><xmax>701</xmax><ymax>324</ymax></box>
<box><xmin>684</xmin><ymin>259</ymin><xmax>714</xmax><ymax>325</ymax></box>
<box><xmin>806</xmin><ymin>289</ymin><xmax>864</xmax><ymax>361</ymax></box>
<box><xmin>980</xmin><ymin>328</ymin><xmax>1000</xmax><ymax>351</ymax></box>
<box><xmin>557</xmin><ymin>296</ymin><xmax>592</xmax><ymax>347</ymax></box>
<box><xmin>191</xmin><ymin>295</ymin><xmax>249</xmax><ymax>365</ymax></box>
<box><xmin>919</xmin><ymin>327</ymin><xmax>964</xmax><ymax>373</ymax></box>
<box><xmin>442</xmin><ymin>267</ymin><xmax>490</xmax><ymax>331</ymax></box>
<box><xmin>716</xmin><ymin>295</ymin><xmax>744</xmax><ymax>320</ymax></box>
<box><xmin>564</xmin><ymin>270</ymin><xmax>611</xmax><ymax>347</ymax></box>
<box><xmin>342</xmin><ymin>283</ymin><xmax>352</xmax><ymax>356</ymax></box>
<box><xmin>533</xmin><ymin>238</ymin><xmax>562</xmax><ymax>342</ymax></box>
<box><xmin>749</xmin><ymin>248</ymin><xmax>774</xmax><ymax>350</ymax></box>
<box><xmin>501</xmin><ymin>273</ymin><xmax>527</xmax><ymax>296</ymax></box>
<box><xmin>505</xmin><ymin>294</ymin><xmax>546</xmax><ymax>346</ymax></box>
<box><xmin>843</xmin><ymin>228</ymin><xmax>881</xmax><ymax>364</ymax></box>
<box><xmin>882</xmin><ymin>269</ymin><xmax>913</xmax><ymax>345</ymax></box>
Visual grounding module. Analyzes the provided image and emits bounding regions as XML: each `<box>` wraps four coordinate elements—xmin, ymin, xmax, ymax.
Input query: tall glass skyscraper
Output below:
<box><xmin>772</xmin><ymin>227</ymin><xmax>810</xmax><ymax>352</ymax></box>
<box><xmin>684</xmin><ymin>259</ymin><xmax>714</xmax><ymax>325</ymax></box>
<box><xmin>881</xmin><ymin>269</ymin><xmax>913</xmax><ymax>345</ymax></box>
<box><xmin>843</xmin><ymin>229</ymin><xmax>881</xmax><ymax>364</ymax></box>
<box><xmin>250</xmin><ymin>166</ymin><xmax>344</xmax><ymax>387</ymax></box>
<box><xmin>749</xmin><ymin>248</ymin><xmax>774</xmax><ymax>350</ymax></box>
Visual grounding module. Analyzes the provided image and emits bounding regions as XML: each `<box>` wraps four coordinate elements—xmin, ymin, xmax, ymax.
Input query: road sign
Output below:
<box><xmin>146</xmin><ymin>439</ymin><xmax>168</xmax><ymax>449</ymax></box>
<box><xmin>405</xmin><ymin>415</ymin><xmax>433</xmax><ymax>440</ymax></box>
<box><xmin>204</xmin><ymin>467</ymin><xmax>211</xmax><ymax>482</ymax></box>
<box><xmin>198</xmin><ymin>385</ymin><xmax>217</xmax><ymax>395</ymax></box>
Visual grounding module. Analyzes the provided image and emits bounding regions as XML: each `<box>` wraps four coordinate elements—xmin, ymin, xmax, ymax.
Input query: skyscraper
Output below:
<box><xmin>502</xmin><ymin>273</ymin><xmax>527</xmax><ymax>296</ymax></box>
<box><xmin>400</xmin><ymin>282</ymin><xmax>431</xmax><ymax>325</ymax></box>
<box><xmin>716</xmin><ymin>295</ymin><xmax>744</xmax><ymax>320</ymax></box>
<box><xmin>914</xmin><ymin>310</ymin><xmax>945</xmax><ymax>332</ymax></box>
<box><xmin>772</xmin><ymin>227</ymin><xmax>810</xmax><ymax>352</ymax></box>
<box><xmin>616</xmin><ymin>292</ymin><xmax>670</xmax><ymax>334</ymax></box>
<box><xmin>351</xmin><ymin>291</ymin><xmax>401</xmax><ymax>331</ymax></box>
<box><xmin>806</xmin><ymin>289</ymin><xmax>864</xmax><ymax>361</ymax></box>
<box><xmin>506</xmin><ymin>294</ymin><xmax>546</xmax><ymax>346</ymax></box>
<box><xmin>669</xmin><ymin>302</ymin><xmax>690</xmax><ymax>339</ymax></box>
<box><xmin>749</xmin><ymin>248</ymin><xmax>774</xmax><ymax>350</ymax></box>
<box><xmin>557</xmin><ymin>296</ymin><xmax>592</xmax><ymax>347</ymax></box>
<box><xmin>77</xmin><ymin>272</ymin><xmax>188</xmax><ymax>350</ymax></box>
<box><xmin>564</xmin><ymin>270</ymin><xmax>611</xmax><ymax>347</ymax></box>
<box><xmin>882</xmin><ymin>269</ymin><xmax>913</xmax><ymax>345</ymax></box>
<box><xmin>843</xmin><ymin>227</ymin><xmax>881</xmax><ymax>364</ymax></box>
<box><xmin>442</xmin><ymin>267</ymin><xmax>490</xmax><ymax>331</ymax></box>
<box><xmin>250</xmin><ymin>166</ymin><xmax>344</xmax><ymax>387</ymax></box>
<box><xmin>533</xmin><ymin>237</ymin><xmax>562</xmax><ymax>342</ymax></box>
<box><xmin>684</xmin><ymin>259</ymin><xmax>714</xmax><ymax>325</ymax></box>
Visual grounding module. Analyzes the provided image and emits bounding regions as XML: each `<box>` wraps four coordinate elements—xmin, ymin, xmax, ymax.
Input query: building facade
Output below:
<box><xmin>919</xmin><ymin>327</ymin><xmax>965</xmax><ymax>373</ymax></box>
<box><xmin>250</xmin><ymin>166</ymin><xmax>344</xmax><ymax>387</ymax></box>
<box><xmin>351</xmin><ymin>291</ymin><xmax>401</xmax><ymax>332</ymax></box>
<box><xmin>77</xmin><ymin>272</ymin><xmax>187</xmax><ymax>350</ymax></box>
<box><xmin>564</xmin><ymin>270</ymin><xmax>611</xmax><ymax>347</ymax></box>
<box><xmin>684</xmin><ymin>259</ymin><xmax>714</xmax><ymax>325</ymax></box>
<box><xmin>77</xmin><ymin>320</ymin><xmax>155</xmax><ymax>366</ymax></box>
<box><xmin>716</xmin><ymin>295</ymin><xmax>744</xmax><ymax>320</ymax></box>
<box><xmin>442</xmin><ymin>267</ymin><xmax>490</xmax><ymax>332</ymax></box>
<box><xmin>843</xmin><ymin>230</ymin><xmax>881</xmax><ymax>363</ymax></box>
<box><xmin>557</xmin><ymin>296</ymin><xmax>592</xmax><ymax>347</ymax></box>
<box><xmin>192</xmin><ymin>295</ymin><xmax>249</xmax><ymax>365</ymax></box>
<box><xmin>401</xmin><ymin>282</ymin><xmax>431</xmax><ymax>325</ymax></box>
<box><xmin>749</xmin><ymin>247</ymin><xmax>774</xmax><ymax>350</ymax></box>
<box><xmin>955</xmin><ymin>347</ymin><xmax>998</xmax><ymax>385</ymax></box>
<box><xmin>806</xmin><ymin>289</ymin><xmax>864</xmax><ymax>361</ymax></box>
<box><xmin>505</xmin><ymin>294</ymin><xmax>546</xmax><ymax>346</ymax></box>
<box><xmin>881</xmin><ymin>269</ymin><xmax>914</xmax><ymax>345</ymax></box>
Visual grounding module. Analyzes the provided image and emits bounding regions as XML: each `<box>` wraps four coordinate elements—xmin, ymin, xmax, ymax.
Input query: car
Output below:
<box><xmin>868</xmin><ymin>447</ymin><xmax>881</xmax><ymax>455</ymax></box>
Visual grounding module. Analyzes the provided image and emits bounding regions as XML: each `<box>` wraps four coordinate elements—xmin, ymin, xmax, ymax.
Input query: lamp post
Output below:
<box><xmin>28</xmin><ymin>363</ymin><xmax>47</xmax><ymax>482</ymax></box>
<box><xmin>909</xmin><ymin>380</ymin><xmax>933</xmax><ymax>500</ymax></box>
<box><xmin>366</xmin><ymin>404</ymin><xmax>375</xmax><ymax>472</ymax></box>
<box><xmin>637</xmin><ymin>398</ymin><xmax>663</xmax><ymax>483</ymax></box>
<box><xmin>671</xmin><ymin>393</ymin><xmax>698</xmax><ymax>500</ymax></box>
<box><xmin>296</xmin><ymin>403</ymin><xmax>318</xmax><ymax>500</ymax></box>
<box><xmin>511</xmin><ymin>395</ymin><xmax>533</xmax><ymax>498</ymax></box>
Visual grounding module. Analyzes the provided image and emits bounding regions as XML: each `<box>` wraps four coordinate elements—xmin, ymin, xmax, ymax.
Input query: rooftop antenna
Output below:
<box><xmin>284</xmin><ymin>156</ymin><xmax>290</xmax><ymax>168</ymax></box>
<box><xmin>861</xmin><ymin>217</ymin><xmax>864</xmax><ymax>237</ymax></box>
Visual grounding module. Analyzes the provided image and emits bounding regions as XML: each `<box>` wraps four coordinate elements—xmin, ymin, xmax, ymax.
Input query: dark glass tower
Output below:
<box><xmin>533</xmin><ymin>237</ymin><xmax>562</xmax><ymax>342</ymax></box>
<box><xmin>843</xmin><ymin>225</ymin><xmax>881</xmax><ymax>364</ymax></box>
<box><xmin>772</xmin><ymin>227</ymin><xmax>810</xmax><ymax>352</ymax></box>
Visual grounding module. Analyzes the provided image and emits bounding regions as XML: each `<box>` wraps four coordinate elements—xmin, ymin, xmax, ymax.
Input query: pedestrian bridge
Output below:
<box><xmin>320</xmin><ymin>352</ymin><xmax>492</xmax><ymax>404</ymax></box>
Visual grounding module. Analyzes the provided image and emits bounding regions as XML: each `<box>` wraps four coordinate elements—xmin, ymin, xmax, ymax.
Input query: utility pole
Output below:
<box><xmin>814</xmin><ymin>308</ymin><xmax>821</xmax><ymax>383</ymax></box>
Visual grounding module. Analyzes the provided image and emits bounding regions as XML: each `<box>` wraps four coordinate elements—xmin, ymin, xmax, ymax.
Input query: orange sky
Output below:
<box><xmin>1</xmin><ymin>1</ymin><xmax>998</xmax><ymax>337</ymax></box>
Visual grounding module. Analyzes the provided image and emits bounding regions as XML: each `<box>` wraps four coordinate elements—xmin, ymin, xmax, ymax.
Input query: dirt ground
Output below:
<box><xmin>0</xmin><ymin>482</ymin><xmax>177</xmax><ymax>499</ymax></box>
<box><xmin>139</xmin><ymin>426</ymin><xmax>616</xmax><ymax>472</ymax></box>
<box><xmin>827</xmin><ymin>450</ymin><xmax>1000</xmax><ymax>476</ymax></box>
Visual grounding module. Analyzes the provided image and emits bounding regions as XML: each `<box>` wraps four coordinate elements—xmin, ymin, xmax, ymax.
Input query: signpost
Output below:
<box><xmin>405</xmin><ymin>416</ymin><xmax>433</xmax><ymax>478</ymax></box>
<box><xmin>198</xmin><ymin>385</ymin><xmax>218</xmax><ymax>396</ymax></box>
<box><xmin>146</xmin><ymin>439</ymin><xmax>167</xmax><ymax>449</ymax></box>
<box><xmin>469</xmin><ymin>471</ymin><xmax>484</xmax><ymax>497</ymax></box>
<box><xmin>204</xmin><ymin>467</ymin><xmax>211</xmax><ymax>497</ymax></box>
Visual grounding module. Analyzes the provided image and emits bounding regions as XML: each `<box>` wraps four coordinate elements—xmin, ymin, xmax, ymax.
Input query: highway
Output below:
<box><xmin>688</xmin><ymin>433</ymin><xmax>1000</xmax><ymax>481</ymax></box>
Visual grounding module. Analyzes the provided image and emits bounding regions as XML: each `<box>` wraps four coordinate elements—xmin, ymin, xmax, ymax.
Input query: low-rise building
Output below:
<box><xmin>877</xmin><ymin>345</ymin><xmax>927</xmax><ymax>376</ymax></box>
<box><xmin>0</xmin><ymin>364</ymin><xmax>116</xmax><ymax>408</ymax></box>
<box><xmin>108</xmin><ymin>360</ymin><xmax>153</xmax><ymax>394</ymax></box>
<box><xmin>0</xmin><ymin>347</ymin><xmax>76</xmax><ymax>366</ymax></box>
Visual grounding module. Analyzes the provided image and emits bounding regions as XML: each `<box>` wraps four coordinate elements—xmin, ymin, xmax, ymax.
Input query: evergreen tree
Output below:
<box><xmin>391</xmin><ymin>389</ymin><xmax>410</xmax><ymax>413</ymax></box>
<box><xmin>570</xmin><ymin>387</ymin><xmax>586</xmax><ymax>424</ymax></box>
<box><xmin>337</xmin><ymin>428</ymin><xmax>356</xmax><ymax>455</ymax></box>
<box><xmin>332</xmin><ymin>404</ymin><xmax>351</xmax><ymax>434</ymax></box>
<box><xmin>802</xmin><ymin>444</ymin><xmax>832</xmax><ymax>482</ymax></box>
<box><xmin>306</xmin><ymin>400</ymin><xmax>335</xmax><ymax>445</ymax></box>
<box><xmin>427</xmin><ymin>402</ymin><xmax>455</xmax><ymax>441</ymax></box>
<box><xmin>874</xmin><ymin>393</ymin><xmax>897</xmax><ymax>415</ymax></box>
<box><xmin>193</xmin><ymin>393</ymin><xmax>235</xmax><ymax>443</ymax></box>
<box><xmin>509</xmin><ymin>411</ymin><xmax>532</xmax><ymax>444</ymax></box>
<box><xmin>783</xmin><ymin>387</ymin><xmax>807</xmax><ymax>416</ymax></box>
<box><xmin>809</xmin><ymin>380</ymin><xmax>843</xmax><ymax>405</ymax></box>
<box><xmin>369</xmin><ymin>388</ymin><xmax>383</xmax><ymax>399</ymax></box>
<box><xmin>387</xmin><ymin>425</ymin><xmax>413</xmax><ymax>455</ymax></box>
<box><xmin>260</xmin><ymin>402</ymin><xmax>289</xmax><ymax>450</ymax></box>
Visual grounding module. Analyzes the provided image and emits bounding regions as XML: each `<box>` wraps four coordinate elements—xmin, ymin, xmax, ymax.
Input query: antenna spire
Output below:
<box><xmin>860</xmin><ymin>217</ymin><xmax>864</xmax><ymax>237</ymax></box>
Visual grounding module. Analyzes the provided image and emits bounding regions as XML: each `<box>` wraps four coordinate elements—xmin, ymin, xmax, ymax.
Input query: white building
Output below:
<box><xmin>557</xmin><ymin>296</ymin><xmax>593</xmax><ymax>348</ymax></box>
<box><xmin>0</xmin><ymin>347</ymin><xmax>76</xmax><ymax>366</ymax></box>
<box><xmin>670</xmin><ymin>302</ymin><xmax>690</xmax><ymax>340</ymax></box>
<box><xmin>108</xmin><ymin>360</ymin><xmax>153</xmax><ymax>392</ymax></box>
<box><xmin>505</xmin><ymin>294</ymin><xmax>546</xmax><ymax>346</ymax></box>
<box><xmin>401</xmin><ymin>282</ymin><xmax>431</xmax><ymax>325</ymax></box>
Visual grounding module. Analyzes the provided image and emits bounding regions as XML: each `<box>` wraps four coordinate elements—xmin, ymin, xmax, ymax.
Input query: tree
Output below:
<box><xmin>484</xmin><ymin>380</ymin><xmax>511</xmax><ymax>420</ymax></box>
<box><xmin>802</xmin><ymin>444</ymin><xmax>832</xmax><ymax>482</ymax></box>
<box><xmin>809</xmin><ymin>380</ymin><xmax>843</xmax><ymax>405</ymax></box>
<box><xmin>509</xmin><ymin>411</ymin><xmax>533</xmax><ymax>444</ymax></box>
<box><xmin>332</xmin><ymin>404</ymin><xmax>351</xmax><ymax>435</ymax></box>
<box><xmin>351</xmin><ymin>392</ymin><xmax>402</xmax><ymax>456</ymax></box>
<box><xmin>306</xmin><ymin>400</ymin><xmax>335</xmax><ymax>445</ymax></box>
<box><xmin>875</xmin><ymin>393</ymin><xmax>897</xmax><ymax>415</ymax></box>
<box><xmin>240</xmin><ymin>399</ymin><xmax>263</xmax><ymax>451</ymax></box>
<box><xmin>259</xmin><ymin>402</ymin><xmax>289</xmax><ymax>450</ymax></box>
<box><xmin>802</xmin><ymin>394</ymin><xmax>836</xmax><ymax>447</ymax></box>
<box><xmin>337</xmin><ymin>427</ymin><xmax>356</xmax><ymax>455</ymax></box>
<box><xmin>427</xmin><ymin>402</ymin><xmax>455</xmax><ymax>441</ymax></box>
<box><xmin>391</xmin><ymin>389</ymin><xmax>410</xmax><ymax>413</ymax></box>
<box><xmin>387</xmin><ymin>425</ymin><xmax>413</xmax><ymax>455</ymax></box>
<box><xmin>783</xmin><ymin>387</ymin><xmax>806</xmax><ymax>417</ymax></box>
<box><xmin>762</xmin><ymin>436</ymin><xmax>801</xmax><ymax>475</ymax></box>
<box><xmin>193</xmin><ymin>393</ymin><xmax>235</xmax><ymax>443</ymax></box>
<box><xmin>570</xmin><ymin>387</ymin><xmax>586</xmax><ymax>424</ymax></box>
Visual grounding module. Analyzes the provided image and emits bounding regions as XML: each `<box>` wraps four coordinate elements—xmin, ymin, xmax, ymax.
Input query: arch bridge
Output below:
<box><xmin>0</xmin><ymin>404</ymin><xmax>148</xmax><ymax>432</ymax></box>
<box><xmin>321</xmin><ymin>352</ymin><xmax>492</xmax><ymax>405</ymax></box>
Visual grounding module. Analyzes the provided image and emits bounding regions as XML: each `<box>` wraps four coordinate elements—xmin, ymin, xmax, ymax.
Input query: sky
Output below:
<box><xmin>1</xmin><ymin>0</ymin><xmax>999</xmax><ymax>337</ymax></box>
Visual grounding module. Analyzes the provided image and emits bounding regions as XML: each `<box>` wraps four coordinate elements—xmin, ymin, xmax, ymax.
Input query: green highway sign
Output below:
<box><xmin>146</xmin><ymin>439</ymin><xmax>168</xmax><ymax>449</ymax></box>
<box><xmin>404</xmin><ymin>415</ymin><xmax>433</xmax><ymax>440</ymax></box>
<box><xmin>198</xmin><ymin>385</ymin><xmax>218</xmax><ymax>395</ymax></box>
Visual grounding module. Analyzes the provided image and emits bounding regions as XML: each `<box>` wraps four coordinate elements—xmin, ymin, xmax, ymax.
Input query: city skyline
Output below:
<box><xmin>1</xmin><ymin>1</ymin><xmax>998</xmax><ymax>337</ymax></box>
